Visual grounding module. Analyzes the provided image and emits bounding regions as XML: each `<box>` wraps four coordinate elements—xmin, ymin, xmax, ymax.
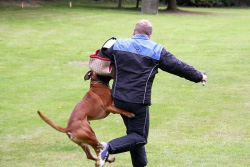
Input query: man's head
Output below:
<box><xmin>133</xmin><ymin>19</ymin><xmax>153</xmax><ymax>38</ymax></box>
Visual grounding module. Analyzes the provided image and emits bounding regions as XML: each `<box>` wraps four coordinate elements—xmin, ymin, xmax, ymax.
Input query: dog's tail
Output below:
<box><xmin>37</xmin><ymin>111</ymin><xmax>68</xmax><ymax>133</ymax></box>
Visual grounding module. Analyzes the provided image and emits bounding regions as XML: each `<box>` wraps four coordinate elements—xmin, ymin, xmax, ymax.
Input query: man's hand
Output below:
<box><xmin>201</xmin><ymin>69</ymin><xmax>209</xmax><ymax>86</ymax></box>
<box><xmin>202</xmin><ymin>74</ymin><xmax>207</xmax><ymax>86</ymax></box>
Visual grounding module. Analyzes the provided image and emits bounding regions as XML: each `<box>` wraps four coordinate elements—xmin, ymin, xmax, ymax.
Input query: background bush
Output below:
<box><xmin>177</xmin><ymin>0</ymin><xmax>250</xmax><ymax>7</ymax></box>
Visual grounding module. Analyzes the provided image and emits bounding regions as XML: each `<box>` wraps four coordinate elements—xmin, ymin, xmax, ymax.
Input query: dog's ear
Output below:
<box><xmin>84</xmin><ymin>70</ymin><xmax>92</xmax><ymax>81</ymax></box>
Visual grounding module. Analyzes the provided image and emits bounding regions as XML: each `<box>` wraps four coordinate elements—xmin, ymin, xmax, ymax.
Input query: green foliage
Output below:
<box><xmin>177</xmin><ymin>0</ymin><xmax>250</xmax><ymax>7</ymax></box>
<box><xmin>0</xmin><ymin>1</ymin><xmax>250</xmax><ymax>167</ymax></box>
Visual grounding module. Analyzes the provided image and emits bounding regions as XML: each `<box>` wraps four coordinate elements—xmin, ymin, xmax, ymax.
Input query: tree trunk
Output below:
<box><xmin>167</xmin><ymin>0</ymin><xmax>178</xmax><ymax>10</ymax></box>
<box><xmin>118</xmin><ymin>0</ymin><xmax>122</xmax><ymax>9</ymax></box>
<box><xmin>136</xmin><ymin>0</ymin><xmax>139</xmax><ymax>8</ymax></box>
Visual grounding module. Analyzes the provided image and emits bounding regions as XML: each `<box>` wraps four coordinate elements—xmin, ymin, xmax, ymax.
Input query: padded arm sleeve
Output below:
<box><xmin>159</xmin><ymin>48</ymin><xmax>203</xmax><ymax>83</ymax></box>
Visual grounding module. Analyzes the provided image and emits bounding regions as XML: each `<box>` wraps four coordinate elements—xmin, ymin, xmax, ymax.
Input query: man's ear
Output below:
<box><xmin>84</xmin><ymin>70</ymin><xmax>92</xmax><ymax>81</ymax></box>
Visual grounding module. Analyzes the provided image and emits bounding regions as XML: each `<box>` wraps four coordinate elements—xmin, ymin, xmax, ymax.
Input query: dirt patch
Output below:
<box><xmin>23</xmin><ymin>1</ymin><xmax>41</xmax><ymax>8</ymax></box>
<box><xmin>158</xmin><ymin>9</ymin><xmax>213</xmax><ymax>16</ymax></box>
<box><xmin>1</xmin><ymin>0</ymin><xmax>42</xmax><ymax>8</ymax></box>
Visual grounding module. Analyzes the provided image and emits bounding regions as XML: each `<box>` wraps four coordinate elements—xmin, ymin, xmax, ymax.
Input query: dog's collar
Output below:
<box><xmin>91</xmin><ymin>81</ymin><xmax>110</xmax><ymax>88</ymax></box>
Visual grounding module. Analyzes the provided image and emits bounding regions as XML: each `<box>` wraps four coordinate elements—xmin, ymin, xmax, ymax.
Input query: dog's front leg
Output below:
<box><xmin>106</xmin><ymin>105</ymin><xmax>135</xmax><ymax>118</ymax></box>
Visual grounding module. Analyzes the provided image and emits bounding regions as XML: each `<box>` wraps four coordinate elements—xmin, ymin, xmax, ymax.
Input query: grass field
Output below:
<box><xmin>0</xmin><ymin>1</ymin><xmax>250</xmax><ymax>167</ymax></box>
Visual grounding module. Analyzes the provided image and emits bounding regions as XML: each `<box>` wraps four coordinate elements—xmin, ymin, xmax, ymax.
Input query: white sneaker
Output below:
<box><xmin>99</xmin><ymin>142</ymin><xmax>110</xmax><ymax>167</ymax></box>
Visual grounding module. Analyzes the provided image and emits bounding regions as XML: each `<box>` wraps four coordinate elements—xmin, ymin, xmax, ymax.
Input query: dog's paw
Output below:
<box><xmin>107</xmin><ymin>157</ymin><xmax>115</xmax><ymax>163</ymax></box>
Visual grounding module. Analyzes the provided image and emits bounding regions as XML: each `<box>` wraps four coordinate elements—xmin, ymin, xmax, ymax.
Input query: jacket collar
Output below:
<box><xmin>132</xmin><ymin>34</ymin><xmax>149</xmax><ymax>40</ymax></box>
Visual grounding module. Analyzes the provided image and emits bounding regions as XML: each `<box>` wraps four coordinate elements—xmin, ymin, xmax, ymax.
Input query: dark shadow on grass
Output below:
<box><xmin>74</xmin><ymin>5</ymin><xmax>215</xmax><ymax>16</ymax></box>
<box><xmin>158</xmin><ymin>8</ymin><xmax>214</xmax><ymax>16</ymax></box>
<box><xmin>2</xmin><ymin>0</ymin><xmax>216</xmax><ymax>16</ymax></box>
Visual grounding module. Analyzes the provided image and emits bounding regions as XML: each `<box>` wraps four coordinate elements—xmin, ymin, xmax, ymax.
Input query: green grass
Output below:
<box><xmin>0</xmin><ymin>1</ymin><xmax>250</xmax><ymax>167</ymax></box>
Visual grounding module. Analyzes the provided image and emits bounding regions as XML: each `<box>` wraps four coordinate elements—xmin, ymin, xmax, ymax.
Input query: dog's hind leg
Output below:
<box><xmin>80</xmin><ymin>144</ymin><xmax>115</xmax><ymax>165</ymax></box>
<box><xmin>80</xmin><ymin>144</ymin><xmax>97</xmax><ymax>161</ymax></box>
<box><xmin>77</xmin><ymin>124</ymin><xmax>116</xmax><ymax>164</ymax></box>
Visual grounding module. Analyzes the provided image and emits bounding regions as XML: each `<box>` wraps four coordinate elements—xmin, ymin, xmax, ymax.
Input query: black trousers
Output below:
<box><xmin>108</xmin><ymin>99</ymin><xmax>149</xmax><ymax>167</ymax></box>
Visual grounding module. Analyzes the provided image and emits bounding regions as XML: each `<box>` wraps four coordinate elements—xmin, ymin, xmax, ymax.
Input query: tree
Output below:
<box><xmin>118</xmin><ymin>0</ymin><xmax>122</xmax><ymax>8</ymax></box>
<box><xmin>167</xmin><ymin>0</ymin><xmax>178</xmax><ymax>10</ymax></box>
<box><xmin>136</xmin><ymin>0</ymin><xmax>140</xmax><ymax>8</ymax></box>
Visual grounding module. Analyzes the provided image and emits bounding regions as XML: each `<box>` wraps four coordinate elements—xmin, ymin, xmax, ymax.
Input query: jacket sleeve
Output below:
<box><xmin>101</xmin><ymin>45</ymin><xmax>115</xmax><ymax>60</ymax></box>
<box><xmin>159</xmin><ymin>48</ymin><xmax>203</xmax><ymax>83</ymax></box>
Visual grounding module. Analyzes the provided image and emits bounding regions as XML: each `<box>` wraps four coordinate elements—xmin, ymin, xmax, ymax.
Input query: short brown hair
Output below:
<box><xmin>133</xmin><ymin>19</ymin><xmax>153</xmax><ymax>36</ymax></box>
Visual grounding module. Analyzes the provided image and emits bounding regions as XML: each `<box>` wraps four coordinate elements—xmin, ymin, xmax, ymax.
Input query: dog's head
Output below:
<box><xmin>84</xmin><ymin>70</ymin><xmax>112</xmax><ymax>85</ymax></box>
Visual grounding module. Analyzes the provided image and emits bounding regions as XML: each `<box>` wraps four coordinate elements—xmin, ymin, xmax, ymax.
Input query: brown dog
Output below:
<box><xmin>38</xmin><ymin>71</ymin><xmax>135</xmax><ymax>166</ymax></box>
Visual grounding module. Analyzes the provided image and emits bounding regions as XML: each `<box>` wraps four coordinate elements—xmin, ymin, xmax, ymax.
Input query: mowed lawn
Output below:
<box><xmin>0</xmin><ymin>1</ymin><xmax>249</xmax><ymax>167</ymax></box>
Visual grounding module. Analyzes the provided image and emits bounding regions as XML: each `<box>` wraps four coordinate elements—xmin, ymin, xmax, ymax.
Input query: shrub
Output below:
<box><xmin>177</xmin><ymin>0</ymin><xmax>250</xmax><ymax>7</ymax></box>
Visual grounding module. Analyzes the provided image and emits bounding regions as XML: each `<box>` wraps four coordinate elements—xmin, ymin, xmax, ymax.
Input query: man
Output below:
<box><xmin>99</xmin><ymin>19</ymin><xmax>207</xmax><ymax>167</ymax></box>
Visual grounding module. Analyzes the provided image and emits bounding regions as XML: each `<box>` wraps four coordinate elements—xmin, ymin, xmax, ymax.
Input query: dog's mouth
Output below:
<box><xmin>96</xmin><ymin>75</ymin><xmax>112</xmax><ymax>85</ymax></box>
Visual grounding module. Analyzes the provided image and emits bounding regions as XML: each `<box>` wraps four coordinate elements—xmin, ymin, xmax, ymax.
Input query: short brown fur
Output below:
<box><xmin>38</xmin><ymin>71</ymin><xmax>135</xmax><ymax>167</ymax></box>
